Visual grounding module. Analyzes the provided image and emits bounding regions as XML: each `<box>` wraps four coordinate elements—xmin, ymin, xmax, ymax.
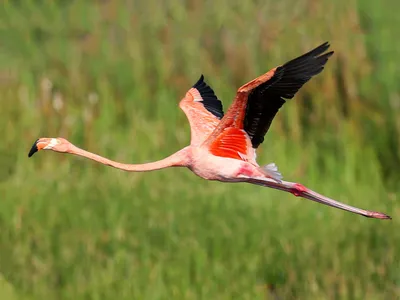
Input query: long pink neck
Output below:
<box><xmin>67</xmin><ymin>144</ymin><xmax>189</xmax><ymax>172</ymax></box>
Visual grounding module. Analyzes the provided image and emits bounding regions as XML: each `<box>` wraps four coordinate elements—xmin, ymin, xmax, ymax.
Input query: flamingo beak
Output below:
<box><xmin>28</xmin><ymin>138</ymin><xmax>55</xmax><ymax>157</ymax></box>
<box><xmin>28</xmin><ymin>139</ymin><xmax>40</xmax><ymax>157</ymax></box>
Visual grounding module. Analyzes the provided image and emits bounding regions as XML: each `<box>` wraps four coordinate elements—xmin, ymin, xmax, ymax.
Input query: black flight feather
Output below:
<box><xmin>193</xmin><ymin>75</ymin><xmax>224</xmax><ymax>119</ymax></box>
<box><xmin>244</xmin><ymin>42</ymin><xmax>334</xmax><ymax>148</ymax></box>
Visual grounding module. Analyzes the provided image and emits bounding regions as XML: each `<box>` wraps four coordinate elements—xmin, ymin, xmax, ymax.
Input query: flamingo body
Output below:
<box><xmin>186</xmin><ymin>146</ymin><xmax>255</xmax><ymax>182</ymax></box>
<box><xmin>28</xmin><ymin>42</ymin><xmax>391</xmax><ymax>220</ymax></box>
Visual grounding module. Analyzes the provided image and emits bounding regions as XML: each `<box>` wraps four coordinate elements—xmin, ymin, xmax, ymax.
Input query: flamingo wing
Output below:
<box><xmin>179</xmin><ymin>75</ymin><xmax>224</xmax><ymax>146</ymax></box>
<box><xmin>205</xmin><ymin>42</ymin><xmax>333</xmax><ymax>158</ymax></box>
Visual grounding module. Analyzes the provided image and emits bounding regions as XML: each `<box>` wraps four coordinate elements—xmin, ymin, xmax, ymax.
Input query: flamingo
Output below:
<box><xmin>28</xmin><ymin>42</ymin><xmax>391</xmax><ymax>220</ymax></box>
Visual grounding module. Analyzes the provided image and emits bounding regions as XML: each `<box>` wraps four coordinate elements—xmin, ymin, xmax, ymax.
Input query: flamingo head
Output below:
<box><xmin>28</xmin><ymin>137</ymin><xmax>70</xmax><ymax>157</ymax></box>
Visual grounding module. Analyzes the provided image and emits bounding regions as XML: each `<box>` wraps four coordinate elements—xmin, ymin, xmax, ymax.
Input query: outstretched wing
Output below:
<box><xmin>179</xmin><ymin>75</ymin><xmax>224</xmax><ymax>146</ymax></box>
<box><xmin>204</xmin><ymin>42</ymin><xmax>333</xmax><ymax>160</ymax></box>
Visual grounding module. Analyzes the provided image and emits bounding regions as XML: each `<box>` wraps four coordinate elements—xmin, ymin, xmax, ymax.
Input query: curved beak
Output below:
<box><xmin>28</xmin><ymin>139</ymin><xmax>40</xmax><ymax>157</ymax></box>
<box><xmin>28</xmin><ymin>138</ymin><xmax>53</xmax><ymax>157</ymax></box>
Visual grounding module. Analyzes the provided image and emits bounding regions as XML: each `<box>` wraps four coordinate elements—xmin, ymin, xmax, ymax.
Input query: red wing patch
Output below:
<box><xmin>209</xmin><ymin>127</ymin><xmax>248</xmax><ymax>160</ymax></box>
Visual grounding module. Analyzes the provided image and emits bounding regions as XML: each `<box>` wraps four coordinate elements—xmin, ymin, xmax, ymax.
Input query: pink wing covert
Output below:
<box><xmin>179</xmin><ymin>75</ymin><xmax>224</xmax><ymax>146</ymax></box>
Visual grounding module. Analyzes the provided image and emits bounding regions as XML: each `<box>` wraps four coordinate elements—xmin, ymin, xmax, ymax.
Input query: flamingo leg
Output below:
<box><xmin>245</xmin><ymin>177</ymin><xmax>391</xmax><ymax>219</ymax></box>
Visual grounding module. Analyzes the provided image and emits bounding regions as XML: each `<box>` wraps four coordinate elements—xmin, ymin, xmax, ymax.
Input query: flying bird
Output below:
<box><xmin>28</xmin><ymin>42</ymin><xmax>391</xmax><ymax>219</ymax></box>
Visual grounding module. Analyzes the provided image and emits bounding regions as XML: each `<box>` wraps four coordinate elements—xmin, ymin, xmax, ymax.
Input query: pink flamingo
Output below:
<box><xmin>29</xmin><ymin>42</ymin><xmax>390</xmax><ymax>219</ymax></box>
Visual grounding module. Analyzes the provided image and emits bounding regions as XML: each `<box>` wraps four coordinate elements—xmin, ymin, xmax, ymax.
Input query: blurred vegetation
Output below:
<box><xmin>0</xmin><ymin>0</ymin><xmax>399</xmax><ymax>299</ymax></box>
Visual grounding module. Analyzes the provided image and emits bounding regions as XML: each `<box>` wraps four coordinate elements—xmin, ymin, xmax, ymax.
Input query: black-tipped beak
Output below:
<box><xmin>28</xmin><ymin>139</ymin><xmax>39</xmax><ymax>157</ymax></box>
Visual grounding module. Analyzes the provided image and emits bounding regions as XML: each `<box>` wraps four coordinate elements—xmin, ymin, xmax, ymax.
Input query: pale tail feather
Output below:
<box><xmin>263</xmin><ymin>163</ymin><xmax>283</xmax><ymax>183</ymax></box>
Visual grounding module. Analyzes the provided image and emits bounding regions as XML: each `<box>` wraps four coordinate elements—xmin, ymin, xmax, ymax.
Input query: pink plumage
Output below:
<box><xmin>28</xmin><ymin>43</ymin><xmax>391</xmax><ymax>220</ymax></box>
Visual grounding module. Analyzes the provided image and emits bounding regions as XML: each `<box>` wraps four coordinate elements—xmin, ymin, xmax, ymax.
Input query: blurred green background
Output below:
<box><xmin>0</xmin><ymin>1</ymin><xmax>399</xmax><ymax>299</ymax></box>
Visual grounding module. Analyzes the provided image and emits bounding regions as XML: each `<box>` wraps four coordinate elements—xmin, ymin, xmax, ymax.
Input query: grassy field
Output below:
<box><xmin>1</xmin><ymin>1</ymin><xmax>399</xmax><ymax>299</ymax></box>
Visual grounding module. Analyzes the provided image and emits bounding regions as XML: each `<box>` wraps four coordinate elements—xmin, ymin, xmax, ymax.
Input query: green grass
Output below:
<box><xmin>0</xmin><ymin>1</ymin><xmax>399</xmax><ymax>299</ymax></box>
